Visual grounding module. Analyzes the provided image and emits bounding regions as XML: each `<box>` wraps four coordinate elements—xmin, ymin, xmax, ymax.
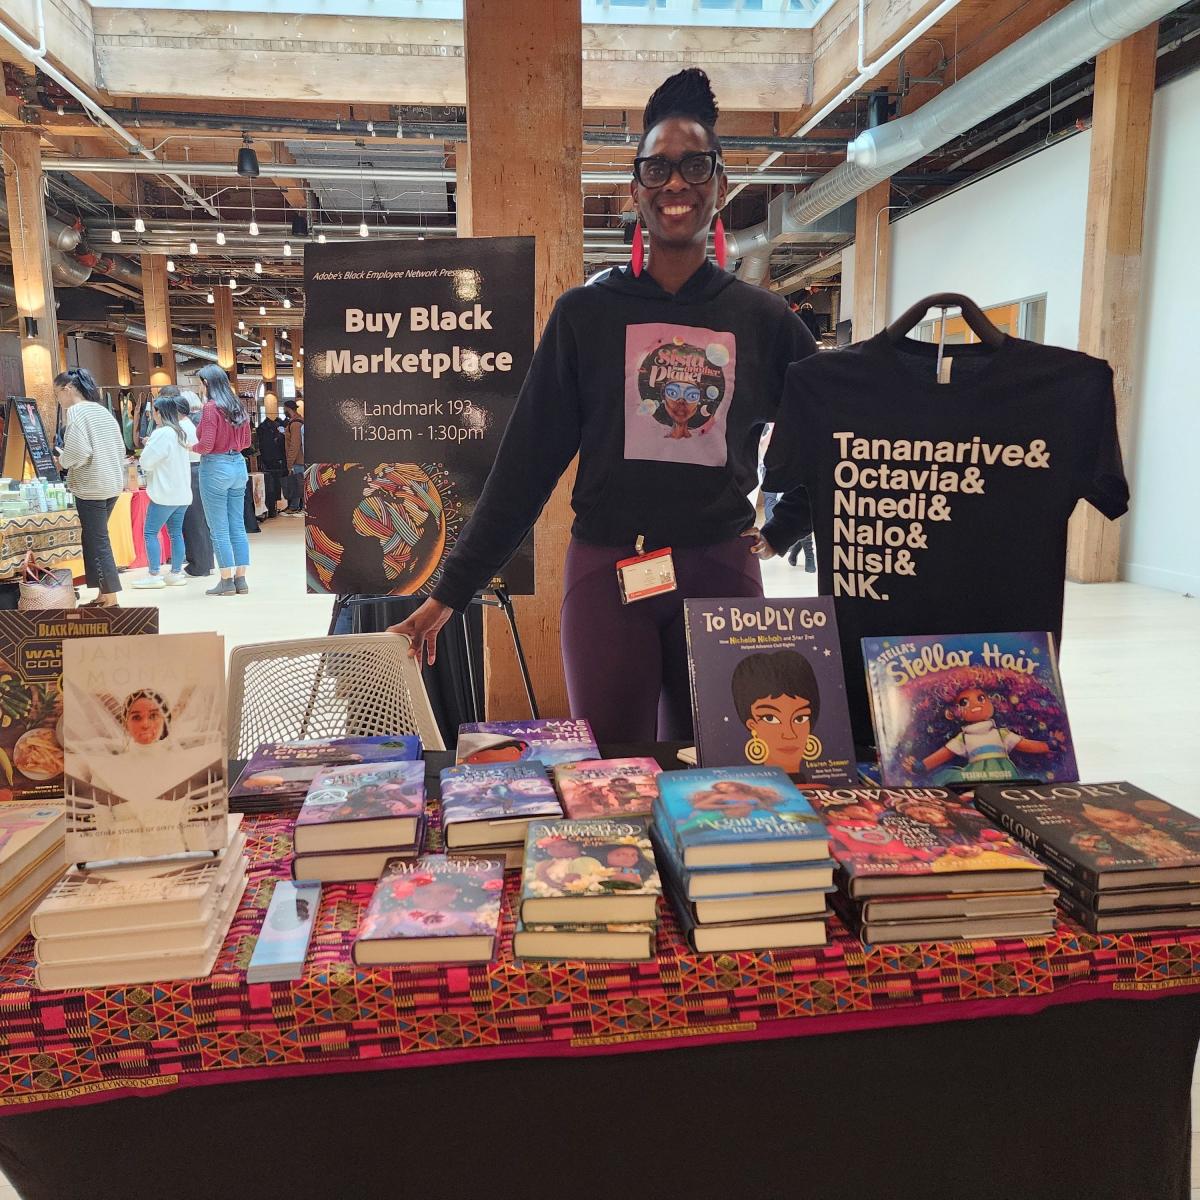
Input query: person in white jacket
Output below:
<box><xmin>134</xmin><ymin>395</ymin><xmax>198</xmax><ymax>589</ymax></box>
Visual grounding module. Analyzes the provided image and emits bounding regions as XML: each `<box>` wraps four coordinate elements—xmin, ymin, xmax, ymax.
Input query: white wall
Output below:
<box><xmin>887</xmin><ymin>129</ymin><xmax>1092</xmax><ymax>350</ymax></box>
<box><xmin>1122</xmin><ymin>68</ymin><xmax>1200</xmax><ymax>594</ymax></box>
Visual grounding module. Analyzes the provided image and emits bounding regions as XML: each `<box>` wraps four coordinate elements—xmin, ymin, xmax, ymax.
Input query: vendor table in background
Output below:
<box><xmin>0</xmin><ymin>747</ymin><xmax>1196</xmax><ymax>1199</ymax></box>
<box><xmin>0</xmin><ymin>510</ymin><xmax>81</xmax><ymax>580</ymax></box>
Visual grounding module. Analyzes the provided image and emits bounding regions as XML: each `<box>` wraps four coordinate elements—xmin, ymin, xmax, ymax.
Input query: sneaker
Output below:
<box><xmin>164</xmin><ymin>572</ymin><xmax>190</xmax><ymax>586</ymax></box>
<box><xmin>133</xmin><ymin>575</ymin><xmax>166</xmax><ymax>590</ymax></box>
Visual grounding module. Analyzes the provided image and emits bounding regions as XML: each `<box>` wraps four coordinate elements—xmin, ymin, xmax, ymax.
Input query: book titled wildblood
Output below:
<box><xmin>552</xmin><ymin>758</ymin><xmax>661</xmax><ymax>820</ymax></box>
<box><xmin>684</xmin><ymin>598</ymin><xmax>856</xmax><ymax>785</ymax></box>
<box><xmin>805</xmin><ymin>785</ymin><xmax>1045</xmax><ymax>897</ymax></box>
<box><xmin>0</xmin><ymin>608</ymin><xmax>158</xmax><ymax>802</ymax></box>
<box><xmin>295</xmin><ymin>760</ymin><xmax>426</xmax><ymax>853</ymax></box>
<box><xmin>455</xmin><ymin>719</ymin><xmax>598</xmax><ymax>768</ymax></box>
<box><xmin>439</xmin><ymin>762</ymin><xmax>561</xmax><ymax>848</ymax></box>
<box><xmin>62</xmin><ymin>633</ymin><xmax>227</xmax><ymax>862</ymax></box>
<box><xmin>862</xmin><ymin>632</ymin><xmax>1078</xmax><ymax>789</ymax></box>
<box><xmin>654</xmin><ymin>766</ymin><xmax>829</xmax><ymax>868</ymax></box>
<box><xmin>520</xmin><ymin>817</ymin><xmax>661</xmax><ymax>924</ymax></box>
<box><xmin>353</xmin><ymin>854</ymin><xmax>504</xmax><ymax>966</ymax></box>
<box><xmin>974</xmin><ymin>781</ymin><xmax>1200</xmax><ymax>890</ymax></box>
<box><xmin>231</xmin><ymin>735</ymin><xmax>422</xmax><ymax>804</ymax></box>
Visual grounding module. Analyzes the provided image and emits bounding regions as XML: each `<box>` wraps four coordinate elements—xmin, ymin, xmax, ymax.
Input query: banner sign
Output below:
<box><xmin>303</xmin><ymin>236</ymin><xmax>535</xmax><ymax>597</ymax></box>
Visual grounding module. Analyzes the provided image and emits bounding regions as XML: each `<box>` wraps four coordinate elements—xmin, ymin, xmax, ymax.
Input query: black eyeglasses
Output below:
<box><xmin>633</xmin><ymin>151</ymin><xmax>721</xmax><ymax>189</ymax></box>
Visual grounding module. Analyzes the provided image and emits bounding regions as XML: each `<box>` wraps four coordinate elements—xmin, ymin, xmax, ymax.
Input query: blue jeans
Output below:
<box><xmin>199</xmin><ymin>453</ymin><xmax>250</xmax><ymax>570</ymax></box>
<box><xmin>144</xmin><ymin>500</ymin><xmax>187</xmax><ymax>574</ymax></box>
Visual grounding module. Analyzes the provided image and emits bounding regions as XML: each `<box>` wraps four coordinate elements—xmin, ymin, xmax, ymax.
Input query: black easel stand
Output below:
<box><xmin>465</xmin><ymin>579</ymin><xmax>540</xmax><ymax>722</ymax></box>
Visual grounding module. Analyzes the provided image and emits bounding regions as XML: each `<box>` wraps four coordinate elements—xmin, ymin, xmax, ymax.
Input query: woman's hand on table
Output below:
<box><xmin>389</xmin><ymin>598</ymin><xmax>454</xmax><ymax>667</ymax></box>
<box><xmin>742</xmin><ymin>528</ymin><xmax>776</xmax><ymax>560</ymax></box>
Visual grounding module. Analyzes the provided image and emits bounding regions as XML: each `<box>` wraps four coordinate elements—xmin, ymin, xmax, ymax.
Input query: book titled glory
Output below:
<box><xmin>455</xmin><ymin>719</ymin><xmax>598</xmax><ymax>768</ymax></box>
<box><xmin>295</xmin><ymin>760</ymin><xmax>425</xmax><ymax>853</ymax></box>
<box><xmin>862</xmin><ymin>632</ymin><xmax>1077</xmax><ymax>789</ymax></box>
<box><xmin>520</xmin><ymin>817</ymin><xmax>660</xmax><ymax>923</ymax></box>
<box><xmin>974</xmin><ymin>781</ymin><xmax>1200</xmax><ymax>890</ymax></box>
<box><xmin>805</xmin><ymin>786</ymin><xmax>1045</xmax><ymax>897</ymax></box>
<box><xmin>353</xmin><ymin>854</ymin><xmax>504</xmax><ymax>966</ymax></box>
<box><xmin>655</xmin><ymin>766</ymin><xmax>828</xmax><ymax>868</ymax></box>
<box><xmin>684</xmin><ymin>597</ymin><xmax>856</xmax><ymax>785</ymax></box>
<box><xmin>439</xmin><ymin>762</ymin><xmax>561</xmax><ymax>848</ymax></box>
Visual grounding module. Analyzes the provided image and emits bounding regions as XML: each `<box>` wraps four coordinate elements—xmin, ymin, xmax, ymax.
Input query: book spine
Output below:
<box><xmin>1043</xmin><ymin>863</ymin><xmax>1098</xmax><ymax>910</ymax></box>
<box><xmin>972</xmin><ymin>793</ymin><xmax>1101</xmax><ymax>890</ymax></box>
<box><xmin>1053</xmin><ymin>886</ymin><xmax>1099</xmax><ymax>933</ymax></box>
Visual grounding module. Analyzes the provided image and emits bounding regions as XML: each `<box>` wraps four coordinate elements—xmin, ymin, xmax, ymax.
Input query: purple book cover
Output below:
<box><xmin>231</xmin><ymin>735</ymin><xmax>422</xmax><ymax>800</ymax></box>
<box><xmin>439</xmin><ymin>763</ymin><xmax>560</xmax><ymax>827</ymax></box>
<box><xmin>684</xmin><ymin>598</ymin><xmax>856</xmax><ymax>785</ymax></box>
<box><xmin>356</xmin><ymin>854</ymin><xmax>504</xmax><ymax>943</ymax></box>
<box><xmin>455</xmin><ymin>719</ymin><xmax>598</xmax><ymax>768</ymax></box>
<box><xmin>298</xmin><ymin>760</ymin><xmax>425</xmax><ymax>828</ymax></box>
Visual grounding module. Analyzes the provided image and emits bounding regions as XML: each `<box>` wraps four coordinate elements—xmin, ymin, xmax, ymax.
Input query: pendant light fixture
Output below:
<box><xmin>166</xmin><ymin>258</ymin><xmax>175</xmax><ymax>272</ymax></box>
<box><xmin>216</xmin><ymin>229</ymin><xmax>226</xmax><ymax>246</ymax></box>
<box><xmin>189</xmin><ymin>239</ymin><xmax>199</xmax><ymax>255</ymax></box>
<box><xmin>317</xmin><ymin>232</ymin><xmax>327</xmax><ymax>244</ymax></box>
<box><xmin>110</xmin><ymin>228</ymin><xmax>121</xmax><ymax>244</ymax></box>
<box><xmin>236</xmin><ymin>135</ymin><xmax>260</xmax><ymax>178</ymax></box>
<box><xmin>359</xmin><ymin>221</ymin><xmax>369</xmax><ymax>238</ymax></box>
<box><xmin>238</xmin><ymin>320</ymin><xmax>246</xmax><ymax>331</ymax></box>
<box><xmin>259</xmin><ymin>304</ymin><xmax>267</xmax><ymax>316</ymax></box>
<box><xmin>206</xmin><ymin>291</ymin><xmax>215</xmax><ymax>304</ymax></box>
<box><xmin>283</xmin><ymin>297</ymin><xmax>292</xmax><ymax>309</ymax></box>
<box><xmin>133</xmin><ymin>216</ymin><xmax>146</xmax><ymax>234</ymax></box>
<box><xmin>283</xmin><ymin>241</ymin><xmax>292</xmax><ymax>257</ymax></box>
<box><xmin>228</xmin><ymin>276</ymin><xmax>237</xmax><ymax>289</ymax></box>
<box><xmin>254</xmin><ymin>261</ymin><xmax>263</xmax><ymax>274</ymax></box>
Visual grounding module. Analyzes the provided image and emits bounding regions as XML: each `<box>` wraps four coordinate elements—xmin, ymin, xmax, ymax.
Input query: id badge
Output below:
<box><xmin>615</xmin><ymin>546</ymin><xmax>677</xmax><ymax>604</ymax></box>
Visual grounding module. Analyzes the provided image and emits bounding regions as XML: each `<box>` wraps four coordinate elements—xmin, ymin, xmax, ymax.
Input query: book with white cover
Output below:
<box><xmin>62</xmin><ymin>632</ymin><xmax>227</xmax><ymax>862</ymax></box>
<box><xmin>0</xmin><ymin>849</ymin><xmax>68</xmax><ymax>956</ymax></box>
<box><xmin>0</xmin><ymin>804</ymin><xmax>65</xmax><ymax>892</ymax></box>
<box><xmin>31</xmin><ymin>816</ymin><xmax>244</xmax><ymax>938</ymax></box>
<box><xmin>34</xmin><ymin>870</ymin><xmax>245</xmax><ymax>990</ymax></box>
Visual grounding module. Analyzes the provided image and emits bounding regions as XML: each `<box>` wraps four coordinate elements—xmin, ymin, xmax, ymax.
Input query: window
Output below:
<box><xmin>913</xmin><ymin>295</ymin><xmax>1049</xmax><ymax>345</ymax></box>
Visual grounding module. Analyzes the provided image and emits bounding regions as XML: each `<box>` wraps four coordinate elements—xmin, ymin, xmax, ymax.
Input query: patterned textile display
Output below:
<box><xmin>1</xmin><ymin>813</ymin><xmax>1199</xmax><ymax>1112</ymax></box>
<box><xmin>0</xmin><ymin>511</ymin><xmax>82</xmax><ymax>581</ymax></box>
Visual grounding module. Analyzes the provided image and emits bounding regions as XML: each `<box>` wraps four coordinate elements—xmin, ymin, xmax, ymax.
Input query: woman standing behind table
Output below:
<box><xmin>393</xmin><ymin>69</ymin><xmax>816</xmax><ymax>743</ymax></box>
<box><xmin>193</xmin><ymin>364</ymin><xmax>250</xmax><ymax>596</ymax></box>
<box><xmin>132</xmin><ymin>393</ymin><xmax>196</xmax><ymax>590</ymax></box>
<box><xmin>53</xmin><ymin>368</ymin><xmax>127</xmax><ymax>606</ymax></box>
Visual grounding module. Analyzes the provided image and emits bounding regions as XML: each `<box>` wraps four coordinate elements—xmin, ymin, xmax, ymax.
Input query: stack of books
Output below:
<box><xmin>353</xmin><ymin>853</ymin><xmax>504</xmax><ymax>966</ymax></box>
<box><xmin>0</xmin><ymin>804</ymin><xmax>67</xmax><ymax>955</ymax></box>
<box><xmin>975</xmin><ymin>781</ymin><xmax>1200</xmax><ymax>933</ymax></box>
<box><xmin>807</xmin><ymin>786</ymin><xmax>1055</xmax><ymax>944</ymax></box>
<box><xmin>514</xmin><ymin>817</ymin><xmax>662</xmax><ymax>961</ymax></box>
<box><xmin>552</xmin><ymin>757</ymin><xmax>661</xmax><ymax>819</ymax></box>
<box><xmin>440</xmin><ymin>762</ymin><xmax>562</xmax><ymax>870</ymax></box>
<box><xmin>31</xmin><ymin>815</ymin><xmax>247</xmax><ymax>989</ymax></box>
<box><xmin>229</xmin><ymin>735</ymin><xmax>423</xmax><ymax>815</ymax></box>
<box><xmin>292</xmin><ymin>760</ymin><xmax>426</xmax><ymax>882</ymax></box>
<box><xmin>653</xmin><ymin>766</ymin><xmax>834</xmax><ymax>953</ymax></box>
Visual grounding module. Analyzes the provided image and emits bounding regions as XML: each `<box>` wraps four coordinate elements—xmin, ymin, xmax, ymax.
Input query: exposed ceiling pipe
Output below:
<box><xmin>736</xmin><ymin>247</ymin><xmax>772</xmax><ymax>286</ymax></box>
<box><xmin>726</xmin><ymin>0</ymin><xmax>1186</xmax><ymax>267</ymax></box>
<box><xmin>49</xmin><ymin>248</ymin><xmax>90</xmax><ymax>287</ymax></box>
<box><xmin>0</xmin><ymin>0</ymin><xmax>220</xmax><ymax>220</ymax></box>
<box><xmin>0</xmin><ymin>193</ymin><xmax>80</xmax><ymax>252</ymax></box>
<box><xmin>112</xmin><ymin>320</ymin><xmax>220</xmax><ymax>366</ymax></box>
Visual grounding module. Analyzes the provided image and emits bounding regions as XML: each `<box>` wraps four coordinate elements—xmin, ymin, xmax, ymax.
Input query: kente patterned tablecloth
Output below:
<box><xmin>2</xmin><ymin>814</ymin><xmax>1200</xmax><ymax>1112</ymax></box>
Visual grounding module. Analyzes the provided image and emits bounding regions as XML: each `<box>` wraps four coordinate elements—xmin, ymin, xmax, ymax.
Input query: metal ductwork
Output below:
<box><xmin>726</xmin><ymin>0</ymin><xmax>1185</xmax><ymax>276</ymax></box>
<box><xmin>0</xmin><ymin>274</ymin><xmax>15</xmax><ymax>305</ymax></box>
<box><xmin>49</xmin><ymin>249</ymin><xmax>91</xmax><ymax>287</ymax></box>
<box><xmin>96</xmin><ymin>255</ymin><xmax>144</xmax><ymax>288</ymax></box>
<box><xmin>0</xmin><ymin>194</ymin><xmax>81</xmax><ymax>253</ymax></box>
<box><xmin>113</xmin><ymin>320</ymin><xmax>220</xmax><ymax>366</ymax></box>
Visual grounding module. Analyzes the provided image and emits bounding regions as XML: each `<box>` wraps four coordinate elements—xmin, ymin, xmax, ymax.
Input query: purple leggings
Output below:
<box><xmin>561</xmin><ymin>536</ymin><xmax>763</xmax><ymax>744</ymax></box>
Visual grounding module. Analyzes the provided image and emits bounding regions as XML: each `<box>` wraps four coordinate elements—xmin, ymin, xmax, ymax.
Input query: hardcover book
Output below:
<box><xmin>974</xmin><ymin>781</ymin><xmax>1200</xmax><ymax>890</ymax></box>
<box><xmin>0</xmin><ymin>804</ymin><xmax>64</xmax><ymax>891</ymax></box>
<box><xmin>1055</xmin><ymin>888</ymin><xmax>1200</xmax><ymax>934</ymax></box>
<box><xmin>455</xmin><ymin>719</ymin><xmax>598</xmax><ymax>768</ymax></box>
<box><xmin>806</xmin><ymin>785</ymin><xmax>1045</xmax><ymax>897</ymax></box>
<box><xmin>684</xmin><ymin>597</ymin><xmax>856</xmax><ymax>785</ymax></box>
<box><xmin>62</xmin><ymin>633</ymin><xmax>227</xmax><ymax>862</ymax></box>
<box><xmin>247</xmin><ymin>880</ymin><xmax>322</xmax><ymax>982</ymax></box>
<box><xmin>552</xmin><ymin>758</ymin><xmax>661</xmax><ymax>820</ymax></box>
<box><xmin>654</xmin><ymin>766</ymin><xmax>828</xmax><ymax>868</ymax></box>
<box><xmin>512</xmin><ymin>919</ymin><xmax>655</xmax><ymax>962</ymax></box>
<box><xmin>231</xmin><ymin>735</ymin><xmax>423</xmax><ymax>803</ymax></box>
<box><xmin>439</xmin><ymin>762</ymin><xmax>561</xmax><ymax>848</ymax></box>
<box><xmin>862</xmin><ymin>632</ymin><xmax>1077</xmax><ymax>788</ymax></box>
<box><xmin>520</xmin><ymin>817</ymin><xmax>661</xmax><ymax>924</ymax></box>
<box><xmin>353</xmin><ymin>854</ymin><xmax>504</xmax><ymax>965</ymax></box>
<box><xmin>295</xmin><ymin>760</ymin><xmax>425</xmax><ymax>853</ymax></box>
<box><xmin>0</xmin><ymin>608</ymin><xmax>158</xmax><ymax>801</ymax></box>
<box><xmin>1042</xmin><ymin>861</ymin><xmax>1200</xmax><ymax>914</ymax></box>
<box><xmin>291</xmin><ymin>836</ymin><xmax>424</xmax><ymax>883</ymax></box>
<box><xmin>663</xmin><ymin>880</ymin><xmax>827</xmax><ymax>954</ymax></box>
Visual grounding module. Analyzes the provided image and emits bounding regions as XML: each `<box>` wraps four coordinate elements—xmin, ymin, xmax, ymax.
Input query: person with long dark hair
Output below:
<box><xmin>193</xmin><ymin>363</ymin><xmax>251</xmax><ymax>596</ymax></box>
<box><xmin>174</xmin><ymin>390</ymin><xmax>214</xmax><ymax>576</ymax></box>
<box><xmin>391</xmin><ymin>68</ymin><xmax>816</xmax><ymax>742</ymax></box>
<box><xmin>53</xmin><ymin>367</ymin><xmax>127</xmax><ymax>606</ymax></box>
<box><xmin>133</xmin><ymin>391</ymin><xmax>196</xmax><ymax>589</ymax></box>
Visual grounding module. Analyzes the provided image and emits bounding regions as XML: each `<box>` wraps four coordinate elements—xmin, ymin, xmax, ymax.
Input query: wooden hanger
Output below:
<box><xmin>886</xmin><ymin>292</ymin><xmax>1007</xmax><ymax>349</ymax></box>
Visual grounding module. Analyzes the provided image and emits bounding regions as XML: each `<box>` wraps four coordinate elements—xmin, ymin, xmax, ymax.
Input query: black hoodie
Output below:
<box><xmin>433</xmin><ymin>261</ymin><xmax>816</xmax><ymax>611</ymax></box>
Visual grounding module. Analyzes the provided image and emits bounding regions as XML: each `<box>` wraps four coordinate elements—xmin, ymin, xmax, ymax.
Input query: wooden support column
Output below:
<box><xmin>852</xmin><ymin>179</ymin><xmax>892</xmax><ymax>340</ymax></box>
<box><xmin>214</xmin><ymin>286</ymin><xmax>237</xmax><ymax>375</ymax></box>
<box><xmin>57</xmin><ymin>331</ymin><xmax>69</xmax><ymax>369</ymax></box>
<box><xmin>261</xmin><ymin>328</ymin><xmax>278</xmax><ymax>417</ymax></box>
<box><xmin>1</xmin><ymin>129</ymin><xmax>61</xmax><ymax>435</ymax></box>
<box><xmin>1067</xmin><ymin>23</ymin><xmax>1158</xmax><ymax>584</ymax></box>
<box><xmin>291</xmin><ymin>326</ymin><xmax>303</xmax><ymax>394</ymax></box>
<box><xmin>462</xmin><ymin>0</ymin><xmax>583</xmax><ymax>720</ymax></box>
<box><xmin>139</xmin><ymin>254</ymin><xmax>176</xmax><ymax>387</ymax></box>
<box><xmin>114</xmin><ymin>334</ymin><xmax>132</xmax><ymax>388</ymax></box>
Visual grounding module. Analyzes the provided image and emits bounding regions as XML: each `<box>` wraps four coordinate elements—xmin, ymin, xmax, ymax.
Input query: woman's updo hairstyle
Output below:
<box><xmin>638</xmin><ymin>68</ymin><xmax>722</xmax><ymax>155</ymax></box>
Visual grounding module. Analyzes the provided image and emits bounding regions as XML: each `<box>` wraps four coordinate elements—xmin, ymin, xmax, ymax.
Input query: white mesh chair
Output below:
<box><xmin>226</xmin><ymin>633</ymin><xmax>445</xmax><ymax>760</ymax></box>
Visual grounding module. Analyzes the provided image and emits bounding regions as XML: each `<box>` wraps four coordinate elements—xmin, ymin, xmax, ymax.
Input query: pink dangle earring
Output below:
<box><xmin>631</xmin><ymin>223</ymin><xmax>645</xmax><ymax>277</ymax></box>
<box><xmin>713</xmin><ymin>213</ymin><xmax>727</xmax><ymax>270</ymax></box>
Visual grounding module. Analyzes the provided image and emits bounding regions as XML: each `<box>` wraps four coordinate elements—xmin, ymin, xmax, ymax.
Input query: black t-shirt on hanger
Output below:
<box><xmin>763</xmin><ymin>332</ymin><xmax>1129</xmax><ymax>746</ymax></box>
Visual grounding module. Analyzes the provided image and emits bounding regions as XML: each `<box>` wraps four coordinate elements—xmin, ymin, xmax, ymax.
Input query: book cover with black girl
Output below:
<box><xmin>684</xmin><ymin>598</ymin><xmax>856</xmax><ymax>785</ymax></box>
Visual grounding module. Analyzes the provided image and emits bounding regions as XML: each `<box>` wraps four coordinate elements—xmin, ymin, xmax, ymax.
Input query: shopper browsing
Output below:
<box><xmin>133</xmin><ymin>393</ymin><xmax>197</xmax><ymax>590</ymax></box>
<box><xmin>392</xmin><ymin>68</ymin><xmax>816</xmax><ymax>743</ymax></box>
<box><xmin>174</xmin><ymin>390</ymin><xmax>215</xmax><ymax>577</ymax></box>
<box><xmin>193</xmin><ymin>363</ymin><xmax>251</xmax><ymax>596</ymax></box>
<box><xmin>282</xmin><ymin>399</ymin><xmax>304</xmax><ymax>514</ymax></box>
<box><xmin>53</xmin><ymin>367</ymin><xmax>127</xmax><ymax>607</ymax></box>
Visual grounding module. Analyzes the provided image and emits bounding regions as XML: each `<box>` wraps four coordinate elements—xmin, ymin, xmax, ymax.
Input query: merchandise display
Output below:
<box><xmin>552</xmin><ymin>757</ymin><xmax>661</xmax><ymax>819</ymax></box>
<box><xmin>294</xmin><ymin>760</ymin><xmax>426</xmax><ymax>853</ymax></box>
<box><xmin>439</xmin><ymin>761</ymin><xmax>561</xmax><ymax>852</ymax></box>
